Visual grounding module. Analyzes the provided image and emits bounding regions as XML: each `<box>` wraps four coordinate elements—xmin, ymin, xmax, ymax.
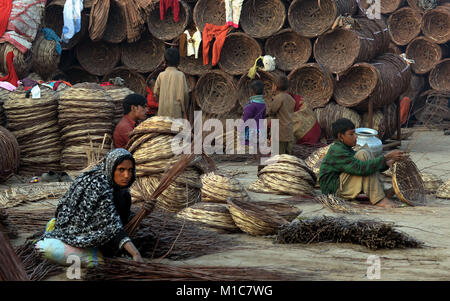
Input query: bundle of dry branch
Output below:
<box><xmin>5</xmin><ymin>206</ymin><xmax>55</xmax><ymax>233</ymax></box>
<box><xmin>275</xmin><ymin>216</ymin><xmax>422</xmax><ymax>250</ymax></box>
<box><xmin>0</xmin><ymin>231</ymin><xmax>29</xmax><ymax>281</ymax></box>
<box><xmin>0</xmin><ymin>208</ymin><xmax>18</xmax><ymax>239</ymax></box>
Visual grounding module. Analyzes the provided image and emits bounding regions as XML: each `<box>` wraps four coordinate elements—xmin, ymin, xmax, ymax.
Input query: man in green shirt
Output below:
<box><xmin>319</xmin><ymin>118</ymin><xmax>405</xmax><ymax>208</ymax></box>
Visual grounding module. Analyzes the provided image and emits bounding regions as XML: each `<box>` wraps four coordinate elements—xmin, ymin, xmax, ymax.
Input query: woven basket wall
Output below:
<box><xmin>218</xmin><ymin>32</ymin><xmax>262</xmax><ymax>75</ymax></box>
<box><xmin>147</xmin><ymin>0</ymin><xmax>191</xmax><ymax>41</ymax></box>
<box><xmin>237</xmin><ymin>70</ymin><xmax>279</xmax><ymax>108</ymax></box>
<box><xmin>102</xmin><ymin>0</ymin><xmax>127</xmax><ymax>43</ymax></box>
<box><xmin>65</xmin><ymin>66</ymin><xmax>99</xmax><ymax>84</ymax></box>
<box><xmin>76</xmin><ymin>40</ymin><xmax>120</xmax><ymax>76</ymax></box>
<box><xmin>121</xmin><ymin>33</ymin><xmax>165</xmax><ymax>73</ymax></box>
<box><xmin>406</xmin><ymin>37</ymin><xmax>443</xmax><ymax>74</ymax></box>
<box><xmin>429</xmin><ymin>58</ymin><xmax>450</xmax><ymax>91</ymax></box>
<box><xmin>31</xmin><ymin>33</ymin><xmax>61</xmax><ymax>80</ymax></box>
<box><xmin>102</xmin><ymin>85</ymin><xmax>135</xmax><ymax>125</ymax></box>
<box><xmin>422</xmin><ymin>5</ymin><xmax>450</xmax><ymax>44</ymax></box>
<box><xmin>388</xmin><ymin>7</ymin><xmax>422</xmax><ymax>46</ymax></box>
<box><xmin>314</xmin><ymin>102</ymin><xmax>361</xmax><ymax>139</ymax></box>
<box><xmin>0</xmin><ymin>126</ymin><xmax>20</xmax><ymax>181</ymax></box>
<box><xmin>179</xmin><ymin>46</ymin><xmax>212</xmax><ymax>75</ymax></box>
<box><xmin>0</xmin><ymin>43</ymin><xmax>33</xmax><ymax>79</ymax></box>
<box><xmin>194</xmin><ymin>70</ymin><xmax>237</xmax><ymax>115</ymax></box>
<box><xmin>240</xmin><ymin>0</ymin><xmax>286</xmax><ymax>39</ymax></box>
<box><xmin>358</xmin><ymin>0</ymin><xmax>404</xmax><ymax>14</ymax></box>
<box><xmin>362</xmin><ymin>103</ymin><xmax>398</xmax><ymax>141</ymax></box>
<box><xmin>413</xmin><ymin>90</ymin><xmax>450</xmax><ymax>124</ymax></box>
<box><xmin>102</xmin><ymin>67</ymin><xmax>147</xmax><ymax>95</ymax></box>
<box><xmin>314</xmin><ymin>17</ymin><xmax>389</xmax><ymax>74</ymax></box>
<box><xmin>386</xmin><ymin>42</ymin><xmax>403</xmax><ymax>55</ymax></box>
<box><xmin>265</xmin><ymin>29</ymin><xmax>311</xmax><ymax>72</ymax></box>
<box><xmin>193</xmin><ymin>0</ymin><xmax>226</xmax><ymax>31</ymax></box>
<box><xmin>288</xmin><ymin>63</ymin><xmax>334</xmax><ymax>109</ymax></box>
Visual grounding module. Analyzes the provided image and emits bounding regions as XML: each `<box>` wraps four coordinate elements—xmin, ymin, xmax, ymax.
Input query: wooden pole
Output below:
<box><xmin>368</xmin><ymin>98</ymin><xmax>374</xmax><ymax>129</ymax></box>
<box><xmin>396</xmin><ymin>97</ymin><xmax>402</xmax><ymax>141</ymax></box>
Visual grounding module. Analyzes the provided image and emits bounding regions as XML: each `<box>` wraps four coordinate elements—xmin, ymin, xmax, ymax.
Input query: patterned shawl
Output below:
<box><xmin>44</xmin><ymin>148</ymin><xmax>136</xmax><ymax>248</ymax></box>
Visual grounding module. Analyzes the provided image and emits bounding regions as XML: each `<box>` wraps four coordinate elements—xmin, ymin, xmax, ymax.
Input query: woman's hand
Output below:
<box><xmin>123</xmin><ymin>241</ymin><xmax>144</xmax><ymax>263</ymax></box>
<box><xmin>132</xmin><ymin>253</ymin><xmax>144</xmax><ymax>263</ymax></box>
<box><xmin>385</xmin><ymin>150</ymin><xmax>406</xmax><ymax>162</ymax></box>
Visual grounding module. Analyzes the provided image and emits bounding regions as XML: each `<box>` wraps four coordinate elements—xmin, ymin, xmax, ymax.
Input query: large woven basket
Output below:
<box><xmin>237</xmin><ymin>70</ymin><xmax>280</xmax><ymax>108</ymax></box>
<box><xmin>362</xmin><ymin>103</ymin><xmax>398</xmax><ymax>141</ymax></box>
<box><xmin>102</xmin><ymin>67</ymin><xmax>147</xmax><ymax>95</ymax></box>
<box><xmin>179</xmin><ymin>46</ymin><xmax>212</xmax><ymax>76</ymax></box>
<box><xmin>121</xmin><ymin>33</ymin><xmax>165</xmax><ymax>73</ymax></box>
<box><xmin>265</xmin><ymin>29</ymin><xmax>311</xmax><ymax>72</ymax></box>
<box><xmin>422</xmin><ymin>5</ymin><xmax>450</xmax><ymax>44</ymax></box>
<box><xmin>240</xmin><ymin>0</ymin><xmax>286</xmax><ymax>39</ymax></box>
<box><xmin>147</xmin><ymin>0</ymin><xmax>191</xmax><ymax>41</ymax></box>
<box><xmin>406</xmin><ymin>37</ymin><xmax>443</xmax><ymax>74</ymax></box>
<box><xmin>0</xmin><ymin>43</ymin><xmax>32</xmax><ymax>79</ymax></box>
<box><xmin>420</xmin><ymin>172</ymin><xmax>444</xmax><ymax>194</ymax></box>
<box><xmin>288</xmin><ymin>0</ymin><xmax>357</xmax><ymax>38</ymax></box>
<box><xmin>102</xmin><ymin>0</ymin><xmax>127</xmax><ymax>43</ymax></box>
<box><xmin>76</xmin><ymin>40</ymin><xmax>120</xmax><ymax>76</ymax></box>
<box><xmin>386</xmin><ymin>42</ymin><xmax>402</xmax><ymax>55</ymax></box>
<box><xmin>0</xmin><ymin>126</ymin><xmax>20</xmax><ymax>181</ymax></box>
<box><xmin>64</xmin><ymin>66</ymin><xmax>99</xmax><ymax>84</ymax></box>
<box><xmin>44</xmin><ymin>0</ymin><xmax>88</xmax><ymax>49</ymax></box>
<box><xmin>227</xmin><ymin>198</ymin><xmax>288</xmax><ymax>236</ymax></box>
<box><xmin>305</xmin><ymin>144</ymin><xmax>331</xmax><ymax>179</ymax></box>
<box><xmin>429</xmin><ymin>59</ymin><xmax>450</xmax><ymax>91</ymax></box>
<box><xmin>288</xmin><ymin>63</ymin><xmax>334</xmax><ymax>109</ymax></box>
<box><xmin>413</xmin><ymin>90</ymin><xmax>450</xmax><ymax>125</ymax></box>
<box><xmin>31</xmin><ymin>33</ymin><xmax>60</xmax><ymax>80</ymax></box>
<box><xmin>314</xmin><ymin>102</ymin><xmax>361</xmax><ymax>138</ymax></box>
<box><xmin>392</xmin><ymin>159</ymin><xmax>426</xmax><ymax>206</ymax></box>
<box><xmin>358</xmin><ymin>0</ymin><xmax>404</xmax><ymax>14</ymax></box>
<box><xmin>218</xmin><ymin>32</ymin><xmax>262</xmax><ymax>75</ymax></box>
<box><xmin>193</xmin><ymin>0</ymin><xmax>226</xmax><ymax>31</ymax></box>
<box><xmin>388</xmin><ymin>7</ymin><xmax>422</xmax><ymax>46</ymax></box>
<box><xmin>194</xmin><ymin>70</ymin><xmax>237</xmax><ymax>114</ymax></box>
<box><xmin>201</xmin><ymin>172</ymin><xmax>250</xmax><ymax>203</ymax></box>
<box><xmin>314</xmin><ymin>17</ymin><xmax>389</xmax><ymax>74</ymax></box>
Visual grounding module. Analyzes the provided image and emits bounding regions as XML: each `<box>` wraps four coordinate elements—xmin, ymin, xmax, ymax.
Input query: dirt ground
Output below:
<box><xmin>3</xmin><ymin>128</ymin><xmax>450</xmax><ymax>281</ymax></box>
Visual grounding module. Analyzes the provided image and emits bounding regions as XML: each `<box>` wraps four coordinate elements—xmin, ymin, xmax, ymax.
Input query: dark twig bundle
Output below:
<box><xmin>275</xmin><ymin>216</ymin><xmax>422</xmax><ymax>250</ymax></box>
<box><xmin>5</xmin><ymin>207</ymin><xmax>54</xmax><ymax>233</ymax></box>
<box><xmin>0</xmin><ymin>231</ymin><xmax>29</xmax><ymax>281</ymax></box>
<box><xmin>0</xmin><ymin>208</ymin><xmax>18</xmax><ymax>239</ymax></box>
<box><xmin>84</xmin><ymin>257</ymin><xmax>306</xmax><ymax>281</ymax></box>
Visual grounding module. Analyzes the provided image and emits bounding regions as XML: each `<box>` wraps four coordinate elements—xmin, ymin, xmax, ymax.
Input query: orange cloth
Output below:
<box><xmin>0</xmin><ymin>51</ymin><xmax>19</xmax><ymax>87</ymax></box>
<box><xmin>399</xmin><ymin>96</ymin><xmax>411</xmax><ymax>125</ymax></box>
<box><xmin>202</xmin><ymin>23</ymin><xmax>229</xmax><ymax>66</ymax></box>
<box><xmin>146</xmin><ymin>86</ymin><xmax>158</xmax><ymax>115</ymax></box>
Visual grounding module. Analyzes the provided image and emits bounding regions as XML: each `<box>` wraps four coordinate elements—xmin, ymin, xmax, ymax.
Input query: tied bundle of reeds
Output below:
<box><xmin>249</xmin><ymin>155</ymin><xmax>315</xmax><ymax>196</ymax></box>
<box><xmin>315</xmin><ymin>194</ymin><xmax>357</xmax><ymax>214</ymax></box>
<box><xmin>275</xmin><ymin>216</ymin><xmax>422</xmax><ymax>250</ymax></box>
<box><xmin>84</xmin><ymin>257</ymin><xmax>305</xmax><ymax>281</ymax></box>
<box><xmin>201</xmin><ymin>172</ymin><xmax>250</xmax><ymax>203</ymax></box>
<box><xmin>436</xmin><ymin>180</ymin><xmax>450</xmax><ymax>199</ymax></box>
<box><xmin>304</xmin><ymin>144</ymin><xmax>331</xmax><ymax>180</ymax></box>
<box><xmin>0</xmin><ymin>231</ymin><xmax>29</xmax><ymax>281</ymax></box>
<box><xmin>4</xmin><ymin>206</ymin><xmax>55</xmax><ymax>233</ymax></box>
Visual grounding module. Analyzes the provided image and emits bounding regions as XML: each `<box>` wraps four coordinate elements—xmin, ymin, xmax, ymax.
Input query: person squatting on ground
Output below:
<box><xmin>113</xmin><ymin>94</ymin><xmax>148</xmax><ymax>149</ymax></box>
<box><xmin>319</xmin><ymin>118</ymin><xmax>406</xmax><ymax>208</ymax></box>
<box><xmin>154</xmin><ymin>48</ymin><xmax>190</xmax><ymax>120</ymax></box>
<box><xmin>265</xmin><ymin>74</ymin><xmax>296</xmax><ymax>155</ymax></box>
<box><xmin>35</xmin><ymin>149</ymin><xmax>145</xmax><ymax>267</ymax></box>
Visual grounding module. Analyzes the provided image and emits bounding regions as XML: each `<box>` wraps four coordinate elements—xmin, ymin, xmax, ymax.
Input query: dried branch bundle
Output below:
<box><xmin>0</xmin><ymin>231</ymin><xmax>29</xmax><ymax>281</ymax></box>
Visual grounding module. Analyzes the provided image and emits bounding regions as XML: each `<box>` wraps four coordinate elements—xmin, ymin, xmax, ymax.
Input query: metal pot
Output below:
<box><xmin>355</xmin><ymin>128</ymin><xmax>383</xmax><ymax>156</ymax></box>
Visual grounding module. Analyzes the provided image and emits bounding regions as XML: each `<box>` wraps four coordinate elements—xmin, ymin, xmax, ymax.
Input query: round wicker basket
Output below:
<box><xmin>227</xmin><ymin>198</ymin><xmax>288</xmax><ymax>236</ymax></box>
<box><xmin>179</xmin><ymin>46</ymin><xmax>212</xmax><ymax>76</ymax></box>
<box><xmin>194</xmin><ymin>70</ymin><xmax>237</xmax><ymax>114</ymax></box>
<box><xmin>147</xmin><ymin>0</ymin><xmax>191</xmax><ymax>41</ymax></box>
<box><xmin>65</xmin><ymin>66</ymin><xmax>99</xmax><ymax>84</ymax></box>
<box><xmin>0</xmin><ymin>126</ymin><xmax>20</xmax><ymax>181</ymax></box>
<box><xmin>420</xmin><ymin>172</ymin><xmax>444</xmax><ymax>194</ymax></box>
<box><xmin>102</xmin><ymin>67</ymin><xmax>147</xmax><ymax>95</ymax></box>
<box><xmin>422</xmin><ymin>5</ymin><xmax>450</xmax><ymax>44</ymax></box>
<box><xmin>76</xmin><ymin>40</ymin><xmax>120</xmax><ymax>76</ymax></box>
<box><xmin>288</xmin><ymin>63</ymin><xmax>334</xmax><ymax>109</ymax></box>
<box><xmin>31</xmin><ymin>33</ymin><xmax>60</xmax><ymax>80</ymax></box>
<box><xmin>201</xmin><ymin>172</ymin><xmax>250</xmax><ymax>203</ymax></box>
<box><xmin>102</xmin><ymin>0</ymin><xmax>127</xmax><ymax>43</ymax></box>
<box><xmin>237</xmin><ymin>70</ymin><xmax>280</xmax><ymax>108</ymax></box>
<box><xmin>240</xmin><ymin>0</ymin><xmax>286</xmax><ymax>39</ymax></box>
<box><xmin>436</xmin><ymin>180</ymin><xmax>450</xmax><ymax>199</ymax></box>
<box><xmin>314</xmin><ymin>102</ymin><xmax>361</xmax><ymax>139</ymax></box>
<box><xmin>406</xmin><ymin>37</ymin><xmax>443</xmax><ymax>74</ymax></box>
<box><xmin>305</xmin><ymin>144</ymin><xmax>331</xmax><ymax>179</ymax></box>
<box><xmin>265</xmin><ymin>29</ymin><xmax>311</xmax><ymax>72</ymax></box>
<box><xmin>218</xmin><ymin>32</ymin><xmax>262</xmax><ymax>76</ymax></box>
<box><xmin>392</xmin><ymin>159</ymin><xmax>426</xmax><ymax>206</ymax></box>
<box><xmin>314</xmin><ymin>17</ymin><xmax>389</xmax><ymax>74</ymax></box>
<box><xmin>121</xmin><ymin>33</ymin><xmax>165</xmax><ymax>73</ymax></box>
<box><xmin>388</xmin><ymin>7</ymin><xmax>422</xmax><ymax>46</ymax></box>
<box><xmin>429</xmin><ymin>58</ymin><xmax>450</xmax><ymax>91</ymax></box>
<box><xmin>413</xmin><ymin>90</ymin><xmax>450</xmax><ymax>125</ymax></box>
<box><xmin>193</xmin><ymin>0</ymin><xmax>226</xmax><ymax>31</ymax></box>
<box><xmin>0</xmin><ymin>43</ymin><xmax>32</xmax><ymax>79</ymax></box>
<box><xmin>358</xmin><ymin>0</ymin><xmax>404</xmax><ymax>14</ymax></box>
<box><xmin>362</xmin><ymin>103</ymin><xmax>398</xmax><ymax>141</ymax></box>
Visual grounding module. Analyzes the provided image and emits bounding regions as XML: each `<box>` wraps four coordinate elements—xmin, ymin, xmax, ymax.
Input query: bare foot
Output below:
<box><xmin>375</xmin><ymin>197</ymin><xmax>399</xmax><ymax>208</ymax></box>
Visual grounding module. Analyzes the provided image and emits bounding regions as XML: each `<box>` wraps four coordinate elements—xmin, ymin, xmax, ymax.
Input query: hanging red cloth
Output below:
<box><xmin>289</xmin><ymin>93</ymin><xmax>322</xmax><ymax>145</ymax></box>
<box><xmin>146</xmin><ymin>86</ymin><xmax>158</xmax><ymax>116</ymax></box>
<box><xmin>0</xmin><ymin>51</ymin><xmax>19</xmax><ymax>87</ymax></box>
<box><xmin>202</xmin><ymin>23</ymin><xmax>229</xmax><ymax>66</ymax></box>
<box><xmin>0</xmin><ymin>0</ymin><xmax>13</xmax><ymax>38</ymax></box>
<box><xmin>160</xmin><ymin>0</ymin><xmax>180</xmax><ymax>22</ymax></box>
<box><xmin>399</xmin><ymin>96</ymin><xmax>411</xmax><ymax>125</ymax></box>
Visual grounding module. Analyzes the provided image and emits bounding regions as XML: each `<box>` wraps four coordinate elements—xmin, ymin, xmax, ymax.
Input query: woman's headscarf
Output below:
<box><xmin>43</xmin><ymin>149</ymin><xmax>136</xmax><ymax>248</ymax></box>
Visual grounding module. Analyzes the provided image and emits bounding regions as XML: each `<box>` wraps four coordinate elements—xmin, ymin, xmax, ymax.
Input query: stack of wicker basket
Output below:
<box><xmin>58</xmin><ymin>84</ymin><xmax>114</xmax><ymax>171</ymax></box>
<box><xmin>0</xmin><ymin>126</ymin><xmax>20</xmax><ymax>181</ymax></box>
<box><xmin>128</xmin><ymin>116</ymin><xmax>202</xmax><ymax>213</ymax></box>
<box><xmin>3</xmin><ymin>86</ymin><xmax>62</xmax><ymax>174</ymax></box>
<box><xmin>102</xmin><ymin>85</ymin><xmax>135</xmax><ymax>125</ymax></box>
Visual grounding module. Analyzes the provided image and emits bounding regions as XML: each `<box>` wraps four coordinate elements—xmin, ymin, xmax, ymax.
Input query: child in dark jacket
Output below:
<box><xmin>242</xmin><ymin>80</ymin><xmax>266</xmax><ymax>149</ymax></box>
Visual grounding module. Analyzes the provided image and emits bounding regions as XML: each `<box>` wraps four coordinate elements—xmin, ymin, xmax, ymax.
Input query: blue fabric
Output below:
<box><xmin>41</xmin><ymin>27</ymin><xmax>62</xmax><ymax>54</ymax></box>
<box><xmin>249</xmin><ymin>95</ymin><xmax>265</xmax><ymax>104</ymax></box>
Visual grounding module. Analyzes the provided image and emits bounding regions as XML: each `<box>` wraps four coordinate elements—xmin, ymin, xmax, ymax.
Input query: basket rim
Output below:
<box><xmin>240</xmin><ymin>0</ymin><xmax>287</xmax><ymax>39</ymax></box>
<box><xmin>75</xmin><ymin>40</ymin><xmax>121</xmax><ymax>76</ymax></box>
<box><xmin>406</xmin><ymin>36</ymin><xmax>443</xmax><ymax>74</ymax></box>
<box><xmin>387</xmin><ymin>6</ymin><xmax>423</xmax><ymax>46</ymax></box>
<box><xmin>121</xmin><ymin>34</ymin><xmax>165</xmax><ymax>73</ymax></box>
<box><xmin>147</xmin><ymin>0</ymin><xmax>191</xmax><ymax>41</ymax></box>
<box><xmin>429</xmin><ymin>58</ymin><xmax>450</xmax><ymax>91</ymax></box>
<box><xmin>193</xmin><ymin>0</ymin><xmax>226</xmax><ymax>31</ymax></box>
<box><xmin>421</xmin><ymin>5</ymin><xmax>450</xmax><ymax>44</ymax></box>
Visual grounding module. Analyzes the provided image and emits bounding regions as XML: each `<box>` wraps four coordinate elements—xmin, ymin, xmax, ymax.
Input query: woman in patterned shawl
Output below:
<box><xmin>36</xmin><ymin>148</ymin><xmax>144</xmax><ymax>266</ymax></box>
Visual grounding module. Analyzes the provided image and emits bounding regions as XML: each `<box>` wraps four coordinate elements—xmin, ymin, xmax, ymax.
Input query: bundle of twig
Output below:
<box><xmin>132</xmin><ymin>207</ymin><xmax>237</xmax><ymax>260</ymax></box>
<box><xmin>5</xmin><ymin>207</ymin><xmax>54</xmax><ymax>233</ymax></box>
<box><xmin>275</xmin><ymin>216</ymin><xmax>422</xmax><ymax>250</ymax></box>
<box><xmin>15</xmin><ymin>241</ymin><xmax>63</xmax><ymax>281</ymax></box>
<box><xmin>84</xmin><ymin>257</ymin><xmax>305</xmax><ymax>281</ymax></box>
<box><xmin>0</xmin><ymin>208</ymin><xmax>18</xmax><ymax>238</ymax></box>
<box><xmin>123</xmin><ymin>0</ymin><xmax>154</xmax><ymax>42</ymax></box>
<box><xmin>0</xmin><ymin>231</ymin><xmax>29</xmax><ymax>281</ymax></box>
<box><xmin>89</xmin><ymin>0</ymin><xmax>111</xmax><ymax>41</ymax></box>
<box><xmin>315</xmin><ymin>194</ymin><xmax>357</xmax><ymax>214</ymax></box>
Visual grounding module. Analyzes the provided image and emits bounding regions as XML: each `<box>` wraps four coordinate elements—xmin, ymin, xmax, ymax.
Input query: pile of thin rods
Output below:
<box><xmin>0</xmin><ymin>231</ymin><xmax>29</xmax><ymax>281</ymax></box>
